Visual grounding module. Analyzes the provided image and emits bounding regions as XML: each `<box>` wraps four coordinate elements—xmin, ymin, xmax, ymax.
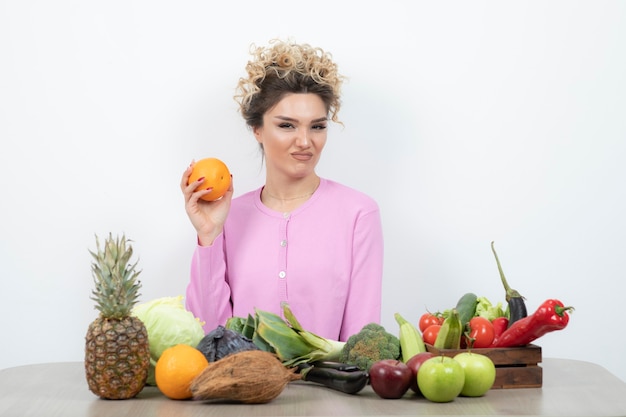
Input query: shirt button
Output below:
<box><xmin>278</xmin><ymin>271</ymin><xmax>286</xmax><ymax>279</ymax></box>
<box><xmin>280</xmin><ymin>239</ymin><xmax>287</xmax><ymax>247</ymax></box>
<box><xmin>283</xmin><ymin>212</ymin><xmax>290</xmax><ymax>219</ymax></box>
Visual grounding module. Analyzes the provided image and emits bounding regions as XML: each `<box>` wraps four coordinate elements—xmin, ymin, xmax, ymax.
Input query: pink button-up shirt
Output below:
<box><xmin>185</xmin><ymin>178</ymin><xmax>383</xmax><ymax>341</ymax></box>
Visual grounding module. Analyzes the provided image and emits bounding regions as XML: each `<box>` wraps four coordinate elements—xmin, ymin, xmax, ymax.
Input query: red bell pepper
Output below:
<box><xmin>492</xmin><ymin>299</ymin><xmax>574</xmax><ymax>348</ymax></box>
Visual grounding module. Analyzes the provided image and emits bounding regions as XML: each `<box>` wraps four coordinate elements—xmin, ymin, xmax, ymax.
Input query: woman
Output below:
<box><xmin>181</xmin><ymin>39</ymin><xmax>383</xmax><ymax>341</ymax></box>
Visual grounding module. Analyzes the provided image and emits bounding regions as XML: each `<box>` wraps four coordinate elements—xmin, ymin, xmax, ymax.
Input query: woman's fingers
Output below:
<box><xmin>182</xmin><ymin>162</ymin><xmax>233</xmax><ymax>212</ymax></box>
<box><xmin>180</xmin><ymin>163</ymin><xmax>194</xmax><ymax>192</ymax></box>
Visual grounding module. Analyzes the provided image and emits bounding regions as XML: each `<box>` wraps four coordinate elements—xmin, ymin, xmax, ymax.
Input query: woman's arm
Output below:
<box><xmin>339</xmin><ymin>208</ymin><xmax>384</xmax><ymax>341</ymax></box>
<box><xmin>185</xmin><ymin>234</ymin><xmax>234</xmax><ymax>333</ymax></box>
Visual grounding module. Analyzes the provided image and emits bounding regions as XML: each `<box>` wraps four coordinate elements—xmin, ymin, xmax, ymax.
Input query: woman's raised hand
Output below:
<box><xmin>180</xmin><ymin>162</ymin><xmax>233</xmax><ymax>246</ymax></box>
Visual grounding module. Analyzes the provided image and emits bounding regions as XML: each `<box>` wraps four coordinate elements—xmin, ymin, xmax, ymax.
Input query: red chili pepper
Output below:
<box><xmin>491</xmin><ymin>317</ymin><xmax>509</xmax><ymax>340</ymax></box>
<box><xmin>492</xmin><ymin>299</ymin><xmax>574</xmax><ymax>348</ymax></box>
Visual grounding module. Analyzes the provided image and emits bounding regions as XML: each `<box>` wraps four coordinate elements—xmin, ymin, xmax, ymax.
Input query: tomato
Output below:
<box><xmin>419</xmin><ymin>313</ymin><xmax>443</xmax><ymax>333</ymax></box>
<box><xmin>465</xmin><ymin>316</ymin><xmax>495</xmax><ymax>348</ymax></box>
<box><xmin>422</xmin><ymin>324</ymin><xmax>441</xmax><ymax>346</ymax></box>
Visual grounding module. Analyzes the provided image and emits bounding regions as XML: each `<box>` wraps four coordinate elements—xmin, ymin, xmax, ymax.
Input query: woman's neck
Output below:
<box><xmin>261</xmin><ymin>176</ymin><xmax>320</xmax><ymax>211</ymax></box>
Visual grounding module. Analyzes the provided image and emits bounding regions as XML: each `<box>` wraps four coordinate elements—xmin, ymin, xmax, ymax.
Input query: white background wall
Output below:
<box><xmin>2</xmin><ymin>1</ymin><xmax>625</xmax><ymax>382</ymax></box>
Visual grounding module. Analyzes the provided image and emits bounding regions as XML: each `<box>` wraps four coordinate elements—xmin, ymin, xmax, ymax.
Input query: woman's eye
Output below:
<box><xmin>279</xmin><ymin>123</ymin><xmax>294</xmax><ymax>129</ymax></box>
<box><xmin>312</xmin><ymin>124</ymin><xmax>327</xmax><ymax>131</ymax></box>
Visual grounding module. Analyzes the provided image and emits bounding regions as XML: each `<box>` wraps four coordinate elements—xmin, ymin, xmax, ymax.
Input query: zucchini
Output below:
<box><xmin>395</xmin><ymin>312</ymin><xmax>426</xmax><ymax>362</ymax></box>
<box><xmin>434</xmin><ymin>309</ymin><xmax>463</xmax><ymax>349</ymax></box>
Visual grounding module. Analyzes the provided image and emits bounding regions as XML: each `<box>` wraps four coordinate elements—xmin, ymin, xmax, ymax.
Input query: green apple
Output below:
<box><xmin>417</xmin><ymin>356</ymin><xmax>465</xmax><ymax>403</ymax></box>
<box><xmin>454</xmin><ymin>352</ymin><xmax>496</xmax><ymax>397</ymax></box>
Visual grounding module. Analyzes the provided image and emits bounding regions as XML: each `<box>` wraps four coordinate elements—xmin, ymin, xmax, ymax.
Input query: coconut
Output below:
<box><xmin>190</xmin><ymin>350</ymin><xmax>301</xmax><ymax>404</ymax></box>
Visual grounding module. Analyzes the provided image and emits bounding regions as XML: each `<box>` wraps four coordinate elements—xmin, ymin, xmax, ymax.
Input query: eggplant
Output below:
<box><xmin>491</xmin><ymin>241</ymin><xmax>528</xmax><ymax>327</ymax></box>
<box><xmin>309</xmin><ymin>361</ymin><xmax>361</xmax><ymax>372</ymax></box>
<box><xmin>298</xmin><ymin>362</ymin><xmax>369</xmax><ymax>395</ymax></box>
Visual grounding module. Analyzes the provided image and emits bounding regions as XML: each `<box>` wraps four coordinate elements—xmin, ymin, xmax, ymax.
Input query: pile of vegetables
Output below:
<box><xmin>130</xmin><ymin>241</ymin><xmax>574</xmax><ymax>399</ymax></box>
<box><xmin>422</xmin><ymin>293</ymin><xmax>573</xmax><ymax>350</ymax></box>
<box><xmin>225</xmin><ymin>304</ymin><xmax>400</xmax><ymax>371</ymax></box>
<box><xmin>217</xmin><ymin>304</ymin><xmax>402</xmax><ymax>395</ymax></box>
<box><xmin>420</xmin><ymin>242</ymin><xmax>574</xmax><ymax>350</ymax></box>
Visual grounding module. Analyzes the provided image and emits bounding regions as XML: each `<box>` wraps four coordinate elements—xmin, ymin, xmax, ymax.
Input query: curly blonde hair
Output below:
<box><xmin>234</xmin><ymin>39</ymin><xmax>344</xmax><ymax>128</ymax></box>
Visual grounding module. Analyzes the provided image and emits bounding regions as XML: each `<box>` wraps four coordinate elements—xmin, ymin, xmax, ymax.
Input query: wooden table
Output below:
<box><xmin>1</xmin><ymin>358</ymin><xmax>626</xmax><ymax>416</ymax></box>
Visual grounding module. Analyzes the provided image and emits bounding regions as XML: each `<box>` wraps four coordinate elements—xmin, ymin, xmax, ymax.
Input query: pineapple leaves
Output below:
<box><xmin>90</xmin><ymin>233</ymin><xmax>142</xmax><ymax>319</ymax></box>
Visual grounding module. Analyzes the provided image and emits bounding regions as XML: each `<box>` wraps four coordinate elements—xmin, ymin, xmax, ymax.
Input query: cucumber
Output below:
<box><xmin>455</xmin><ymin>292</ymin><xmax>478</xmax><ymax>329</ymax></box>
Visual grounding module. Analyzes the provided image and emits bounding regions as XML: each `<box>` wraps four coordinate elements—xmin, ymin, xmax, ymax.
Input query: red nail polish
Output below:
<box><xmin>197</xmin><ymin>177</ymin><xmax>205</xmax><ymax>182</ymax></box>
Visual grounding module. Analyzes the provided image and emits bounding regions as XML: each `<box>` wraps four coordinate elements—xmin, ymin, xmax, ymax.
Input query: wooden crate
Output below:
<box><xmin>425</xmin><ymin>344</ymin><xmax>542</xmax><ymax>389</ymax></box>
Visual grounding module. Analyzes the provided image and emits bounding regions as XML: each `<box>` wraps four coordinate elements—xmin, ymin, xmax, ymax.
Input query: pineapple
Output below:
<box><xmin>84</xmin><ymin>233</ymin><xmax>150</xmax><ymax>399</ymax></box>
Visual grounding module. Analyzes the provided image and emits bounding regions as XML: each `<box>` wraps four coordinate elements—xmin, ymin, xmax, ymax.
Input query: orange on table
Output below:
<box><xmin>188</xmin><ymin>157</ymin><xmax>231</xmax><ymax>201</ymax></box>
<box><xmin>155</xmin><ymin>344</ymin><xmax>209</xmax><ymax>400</ymax></box>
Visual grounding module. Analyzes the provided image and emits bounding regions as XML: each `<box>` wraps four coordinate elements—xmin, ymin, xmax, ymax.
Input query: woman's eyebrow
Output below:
<box><xmin>274</xmin><ymin>115</ymin><xmax>328</xmax><ymax>122</ymax></box>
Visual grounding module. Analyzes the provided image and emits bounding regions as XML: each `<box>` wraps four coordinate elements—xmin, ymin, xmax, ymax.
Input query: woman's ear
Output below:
<box><xmin>252</xmin><ymin>125</ymin><xmax>263</xmax><ymax>144</ymax></box>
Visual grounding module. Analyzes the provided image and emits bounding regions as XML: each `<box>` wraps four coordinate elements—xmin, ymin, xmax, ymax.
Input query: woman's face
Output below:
<box><xmin>253</xmin><ymin>93</ymin><xmax>328</xmax><ymax>180</ymax></box>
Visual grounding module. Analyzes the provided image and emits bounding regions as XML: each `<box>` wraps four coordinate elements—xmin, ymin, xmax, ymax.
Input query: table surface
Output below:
<box><xmin>1</xmin><ymin>358</ymin><xmax>626</xmax><ymax>417</ymax></box>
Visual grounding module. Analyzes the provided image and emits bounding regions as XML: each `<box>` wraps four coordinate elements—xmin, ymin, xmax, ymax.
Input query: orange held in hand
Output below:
<box><xmin>155</xmin><ymin>344</ymin><xmax>209</xmax><ymax>400</ymax></box>
<box><xmin>188</xmin><ymin>157</ymin><xmax>231</xmax><ymax>201</ymax></box>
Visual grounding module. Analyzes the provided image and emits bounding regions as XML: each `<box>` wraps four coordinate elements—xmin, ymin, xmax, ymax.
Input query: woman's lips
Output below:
<box><xmin>291</xmin><ymin>152</ymin><xmax>313</xmax><ymax>161</ymax></box>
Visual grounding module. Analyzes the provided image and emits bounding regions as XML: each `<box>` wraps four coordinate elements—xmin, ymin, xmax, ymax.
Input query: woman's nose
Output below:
<box><xmin>295</xmin><ymin>129</ymin><xmax>310</xmax><ymax>147</ymax></box>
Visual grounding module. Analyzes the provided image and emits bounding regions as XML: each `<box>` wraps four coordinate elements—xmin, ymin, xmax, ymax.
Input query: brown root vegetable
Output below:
<box><xmin>190</xmin><ymin>350</ymin><xmax>301</xmax><ymax>404</ymax></box>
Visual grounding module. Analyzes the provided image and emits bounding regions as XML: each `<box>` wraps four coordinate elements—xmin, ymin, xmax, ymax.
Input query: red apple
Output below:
<box><xmin>405</xmin><ymin>352</ymin><xmax>435</xmax><ymax>394</ymax></box>
<box><xmin>369</xmin><ymin>359</ymin><xmax>413</xmax><ymax>399</ymax></box>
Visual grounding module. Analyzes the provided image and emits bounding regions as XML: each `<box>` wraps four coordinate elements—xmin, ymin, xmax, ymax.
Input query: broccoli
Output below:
<box><xmin>339</xmin><ymin>323</ymin><xmax>400</xmax><ymax>371</ymax></box>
